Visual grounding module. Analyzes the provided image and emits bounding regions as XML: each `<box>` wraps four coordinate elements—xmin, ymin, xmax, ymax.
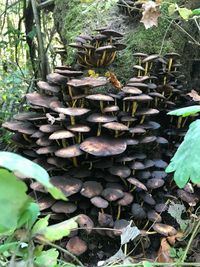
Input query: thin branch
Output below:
<box><xmin>38</xmin><ymin>0</ymin><xmax>54</xmax><ymax>10</ymax></box>
<box><xmin>0</xmin><ymin>0</ymin><xmax>20</xmax><ymax>18</ymax></box>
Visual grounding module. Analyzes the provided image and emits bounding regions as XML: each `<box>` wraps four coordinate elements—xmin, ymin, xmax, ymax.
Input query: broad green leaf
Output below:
<box><xmin>32</xmin><ymin>215</ymin><xmax>50</xmax><ymax>236</ymax></box>
<box><xmin>17</xmin><ymin>202</ymin><xmax>40</xmax><ymax>229</ymax></box>
<box><xmin>0</xmin><ymin>242</ymin><xmax>19</xmax><ymax>254</ymax></box>
<box><xmin>143</xmin><ymin>261</ymin><xmax>153</xmax><ymax>267</ymax></box>
<box><xmin>178</xmin><ymin>7</ymin><xmax>192</xmax><ymax>20</ymax></box>
<box><xmin>168</xmin><ymin>3</ymin><xmax>177</xmax><ymax>16</ymax></box>
<box><xmin>0</xmin><ymin>152</ymin><xmax>66</xmax><ymax>200</ymax></box>
<box><xmin>34</xmin><ymin>248</ymin><xmax>59</xmax><ymax>267</ymax></box>
<box><xmin>167</xmin><ymin>105</ymin><xmax>200</xmax><ymax>117</ymax></box>
<box><xmin>192</xmin><ymin>8</ymin><xmax>200</xmax><ymax>16</ymax></box>
<box><xmin>166</xmin><ymin>120</ymin><xmax>200</xmax><ymax>187</ymax></box>
<box><xmin>37</xmin><ymin>217</ymin><xmax>78</xmax><ymax>242</ymax></box>
<box><xmin>0</xmin><ymin>169</ymin><xmax>31</xmax><ymax>235</ymax></box>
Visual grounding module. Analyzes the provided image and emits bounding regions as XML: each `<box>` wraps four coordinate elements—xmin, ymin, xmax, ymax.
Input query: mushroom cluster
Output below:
<box><xmin>69</xmin><ymin>28</ymin><xmax>126</xmax><ymax>68</ymax></box>
<box><xmin>3</xmin><ymin>53</ymin><xmax>199</xmax><ymax>256</ymax></box>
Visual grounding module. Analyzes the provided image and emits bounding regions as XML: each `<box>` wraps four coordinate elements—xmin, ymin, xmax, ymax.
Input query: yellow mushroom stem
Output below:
<box><xmin>100</xmin><ymin>101</ymin><xmax>104</xmax><ymax>113</ymax></box>
<box><xmin>70</xmin><ymin>116</ymin><xmax>75</xmax><ymax>125</ymax></box>
<box><xmin>138</xmin><ymin>69</ymin><xmax>141</xmax><ymax>77</ymax></box>
<box><xmin>84</xmin><ymin>55</ymin><xmax>93</xmax><ymax>67</ymax></box>
<box><xmin>130</xmin><ymin>185</ymin><xmax>136</xmax><ymax>193</ymax></box>
<box><xmin>144</xmin><ymin>62</ymin><xmax>149</xmax><ymax>75</ymax></box>
<box><xmin>95</xmin><ymin>40</ymin><xmax>99</xmax><ymax>48</ymax></box>
<box><xmin>61</xmin><ymin>139</ymin><xmax>68</xmax><ymax>148</ymax></box>
<box><xmin>106</xmin><ymin>51</ymin><xmax>116</xmax><ymax>65</ymax></box>
<box><xmin>116</xmin><ymin>205</ymin><xmax>121</xmax><ymax>220</ymax></box>
<box><xmin>114</xmin><ymin>130</ymin><xmax>119</xmax><ymax>138</ymax></box>
<box><xmin>168</xmin><ymin>57</ymin><xmax>173</xmax><ymax>72</ymax></box>
<box><xmin>89</xmin><ymin>161</ymin><xmax>93</xmax><ymax>170</ymax></box>
<box><xmin>182</xmin><ymin>117</ymin><xmax>188</xmax><ymax>128</ymax></box>
<box><xmin>120</xmin><ymin>177</ymin><xmax>128</xmax><ymax>187</ymax></box>
<box><xmin>109</xmin><ymin>36</ymin><xmax>112</xmax><ymax>45</ymax></box>
<box><xmin>131</xmin><ymin>101</ymin><xmax>138</xmax><ymax>116</ymax></box>
<box><xmin>155</xmin><ymin>97</ymin><xmax>158</xmax><ymax>107</ymax></box>
<box><xmin>101</xmin><ymin>208</ymin><xmax>104</xmax><ymax>214</ymax></box>
<box><xmin>68</xmin><ymin>85</ymin><xmax>73</xmax><ymax>98</ymax></box>
<box><xmin>72</xmin><ymin>99</ymin><xmax>78</xmax><ymax>108</ymax></box>
<box><xmin>140</xmin><ymin>115</ymin><xmax>146</xmax><ymax>124</ymax></box>
<box><xmin>22</xmin><ymin>134</ymin><xmax>31</xmax><ymax>143</ymax></box>
<box><xmin>97</xmin><ymin>122</ymin><xmax>102</xmax><ymax>136</ymax></box>
<box><xmin>77</xmin><ymin>132</ymin><xmax>82</xmax><ymax>143</ymax></box>
<box><xmin>163</xmin><ymin>76</ymin><xmax>167</xmax><ymax>85</ymax></box>
<box><xmin>177</xmin><ymin>116</ymin><xmax>183</xmax><ymax>129</ymax></box>
<box><xmin>100</xmin><ymin>51</ymin><xmax>107</xmax><ymax>65</ymax></box>
<box><xmin>72</xmin><ymin>157</ymin><xmax>78</xmax><ymax>167</ymax></box>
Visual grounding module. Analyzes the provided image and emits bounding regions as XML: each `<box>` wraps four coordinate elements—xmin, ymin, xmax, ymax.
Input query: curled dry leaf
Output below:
<box><xmin>141</xmin><ymin>1</ymin><xmax>161</xmax><ymax>29</ymax></box>
<box><xmin>106</xmin><ymin>72</ymin><xmax>122</xmax><ymax>90</ymax></box>
<box><xmin>187</xmin><ymin>90</ymin><xmax>200</xmax><ymax>102</ymax></box>
<box><xmin>157</xmin><ymin>238</ymin><xmax>174</xmax><ymax>263</ymax></box>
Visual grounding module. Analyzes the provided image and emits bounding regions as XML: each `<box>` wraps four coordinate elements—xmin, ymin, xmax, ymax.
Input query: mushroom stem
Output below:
<box><xmin>68</xmin><ymin>86</ymin><xmax>73</xmax><ymax>98</ymax></box>
<box><xmin>120</xmin><ymin>177</ymin><xmax>128</xmax><ymax>187</ymax></box>
<box><xmin>116</xmin><ymin>205</ymin><xmax>121</xmax><ymax>220</ymax></box>
<box><xmin>168</xmin><ymin>58</ymin><xmax>173</xmax><ymax>72</ymax></box>
<box><xmin>100</xmin><ymin>101</ymin><xmax>104</xmax><ymax>113</ymax></box>
<box><xmin>182</xmin><ymin>117</ymin><xmax>188</xmax><ymax>128</ymax></box>
<box><xmin>22</xmin><ymin>134</ymin><xmax>31</xmax><ymax>143</ymax></box>
<box><xmin>72</xmin><ymin>157</ymin><xmax>78</xmax><ymax>167</ymax></box>
<box><xmin>130</xmin><ymin>185</ymin><xmax>136</xmax><ymax>193</ymax></box>
<box><xmin>163</xmin><ymin>76</ymin><xmax>167</xmax><ymax>85</ymax></box>
<box><xmin>70</xmin><ymin>116</ymin><xmax>75</xmax><ymax>125</ymax></box>
<box><xmin>131</xmin><ymin>101</ymin><xmax>138</xmax><ymax>116</ymax></box>
<box><xmin>177</xmin><ymin>117</ymin><xmax>182</xmax><ymax>129</ymax></box>
<box><xmin>62</xmin><ymin>139</ymin><xmax>68</xmax><ymax>148</ymax></box>
<box><xmin>97</xmin><ymin>123</ymin><xmax>101</xmax><ymax>136</ymax></box>
<box><xmin>101</xmin><ymin>208</ymin><xmax>104</xmax><ymax>214</ymax></box>
<box><xmin>106</xmin><ymin>51</ymin><xmax>116</xmax><ymax>65</ymax></box>
<box><xmin>115</xmin><ymin>130</ymin><xmax>119</xmax><ymax>138</ymax></box>
<box><xmin>144</xmin><ymin>62</ymin><xmax>149</xmax><ymax>75</ymax></box>
<box><xmin>140</xmin><ymin>115</ymin><xmax>145</xmax><ymax>124</ymax></box>
<box><xmin>100</xmin><ymin>51</ymin><xmax>107</xmax><ymax>65</ymax></box>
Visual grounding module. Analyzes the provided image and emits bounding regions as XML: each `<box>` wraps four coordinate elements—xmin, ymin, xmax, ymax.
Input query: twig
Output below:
<box><xmin>38</xmin><ymin>0</ymin><xmax>54</xmax><ymax>10</ymax></box>
<box><xmin>159</xmin><ymin>19</ymin><xmax>173</xmax><ymax>55</ymax></box>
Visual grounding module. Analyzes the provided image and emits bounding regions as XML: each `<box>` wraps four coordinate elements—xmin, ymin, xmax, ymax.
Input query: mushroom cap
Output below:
<box><xmin>102</xmin><ymin>122</ymin><xmax>129</xmax><ymax>131</ymax></box>
<box><xmin>133</xmin><ymin>65</ymin><xmax>145</xmax><ymax>71</ymax></box>
<box><xmin>136</xmin><ymin>108</ymin><xmax>159</xmax><ymax>116</ymax></box>
<box><xmin>109</xmin><ymin>166</ymin><xmax>131</xmax><ymax>178</ymax></box>
<box><xmin>146</xmin><ymin>178</ymin><xmax>165</xmax><ymax>189</ymax></box>
<box><xmin>120</xmin><ymin>116</ymin><xmax>137</xmax><ymax>123</ymax></box>
<box><xmin>66</xmin><ymin>236</ymin><xmax>87</xmax><ymax>256</ymax></box>
<box><xmin>156</xmin><ymin>137</ymin><xmax>169</xmax><ymax>144</ymax></box>
<box><xmin>117</xmin><ymin>192</ymin><xmax>134</xmax><ymax>206</ymax></box>
<box><xmin>140</xmin><ymin>192</ymin><xmax>156</xmax><ymax>206</ymax></box>
<box><xmin>67</xmin><ymin>124</ymin><xmax>91</xmax><ymax>133</ymax></box>
<box><xmin>129</xmin><ymin>127</ymin><xmax>146</xmax><ymax>134</ymax></box>
<box><xmin>47</xmin><ymin>157</ymin><xmax>67</xmax><ymax>168</ymax></box>
<box><xmin>36</xmin><ymin>136</ymin><xmax>53</xmax><ymax>146</ymax></box>
<box><xmin>164</xmin><ymin>52</ymin><xmax>180</xmax><ymax>58</ymax></box>
<box><xmin>36</xmin><ymin>146</ymin><xmax>59</xmax><ymax>155</ymax></box>
<box><xmin>79</xmin><ymin>34</ymin><xmax>93</xmax><ymax>41</ymax></box>
<box><xmin>131</xmin><ymin>203</ymin><xmax>146</xmax><ymax>219</ymax></box>
<box><xmin>51</xmin><ymin>201</ymin><xmax>77</xmax><ymax>213</ymax></box>
<box><xmin>68</xmin><ymin>42</ymin><xmax>83</xmax><ymax>49</ymax></box>
<box><xmin>86</xmin><ymin>94</ymin><xmax>114</xmax><ymax>102</ymax></box>
<box><xmin>87</xmin><ymin>113</ymin><xmax>117</xmax><ymax>123</ymax></box>
<box><xmin>101</xmin><ymin>29</ymin><xmax>123</xmax><ymax>37</ymax></box>
<box><xmin>127</xmin><ymin>177</ymin><xmax>147</xmax><ymax>191</ymax></box>
<box><xmin>26</xmin><ymin>92</ymin><xmax>58</xmax><ymax>108</ymax></box>
<box><xmin>55</xmin><ymin>145</ymin><xmax>83</xmax><ymax>158</ymax></box>
<box><xmin>39</xmin><ymin>124</ymin><xmax>62</xmax><ymax>133</ymax></box>
<box><xmin>14</xmin><ymin>112</ymin><xmax>46</xmax><ymax>121</ymax></box>
<box><xmin>133</xmin><ymin>52</ymin><xmax>148</xmax><ymax>57</ymax></box>
<box><xmin>114</xmin><ymin>219</ymin><xmax>129</xmax><ymax>236</ymax></box>
<box><xmin>141</xmin><ymin>121</ymin><xmax>160</xmax><ymax>130</ymax></box>
<box><xmin>47</xmin><ymin>73</ymin><xmax>70</xmax><ymax>85</ymax></box>
<box><xmin>49</xmin><ymin>100</ymin><xmax>65</xmax><ymax>111</ymax></box>
<box><xmin>127</xmin><ymin>82</ymin><xmax>148</xmax><ymax>88</ymax></box>
<box><xmin>55</xmin><ymin>68</ymin><xmax>83</xmax><ymax>77</ymax></box>
<box><xmin>80</xmin><ymin>136</ymin><xmax>127</xmax><ymax>156</ymax></box>
<box><xmin>37</xmin><ymin>81</ymin><xmax>60</xmax><ymax>93</ymax></box>
<box><xmin>152</xmin><ymin>171</ymin><xmax>167</xmax><ymax>179</ymax></box>
<box><xmin>155</xmin><ymin>203</ymin><xmax>168</xmax><ymax>213</ymax></box>
<box><xmin>143</xmin><ymin>159</ymin><xmax>155</xmax><ymax>169</ymax></box>
<box><xmin>177</xmin><ymin>189</ymin><xmax>199</xmax><ymax>205</ymax></box>
<box><xmin>91</xmin><ymin>196</ymin><xmax>109</xmax><ymax>209</ymax></box>
<box><xmin>50</xmin><ymin>176</ymin><xmax>83</xmax><ymax>196</ymax></box>
<box><xmin>30</xmin><ymin>192</ymin><xmax>55</xmax><ymax>211</ymax></box>
<box><xmin>140</xmin><ymin>136</ymin><xmax>157</xmax><ymax>144</ymax></box>
<box><xmin>54</xmin><ymin>107</ymin><xmax>90</xmax><ymax>116</ymax></box>
<box><xmin>49</xmin><ymin>130</ymin><xmax>74</xmax><ymax>140</ymax></box>
<box><xmin>2</xmin><ymin>121</ymin><xmax>36</xmax><ymax>135</ymax></box>
<box><xmin>67</xmin><ymin>77</ymin><xmax>108</xmax><ymax>88</ymax></box>
<box><xmin>98</xmin><ymin>212</ymin><xmax>114</xmax><ymax>227</ymax></box>
<box><xmin>121</xmin><ymin>86</ymin><xmax>142</xmax><ymax>95</ymax></box>
<box><xmin>137</xmin><ymin>171</ymin><xmax>151</xmax><ymax>180</ymax></box>
<box><xmin>96</xmin><ymin>45</ymin><xmax>116</xmax><ymax>53</ymax></box>
<box><xmin>147</xmin><ymin>210</ymin><xmax>162</xmax><ymax>223</ymax></box>
<box><xmin>30</xmin><ymin>182</ymin><xmax>46</xmax><ymax>193</ymax></box>
<box><xmin>153</xmin><ymin>223</ymin><xmax>177</xmax><ymax>236</ymax></box>
<box><xmin>101</xmin><ymin>188</ymin><xmax>124</xmax><ymax>201</ymax></box>
<box><xmin>123</xmin><ymin>94</ymin><xmax>153</xmax><ymax>102</ymax></box>
<box><xmin>142</xmin><ymin>54</ymin><xmax>159</xmax><ymax>63</ymax></box>
<box><xmin>80</xmin><ymin>181</ymin><xmax>103</xmax><ymax>198</ymax></box>
<box><xmin>130</xmin><ymin>161</ymin><xmax>145</xmax><ymax>170</ymax></box>
<box><xmin>103</xmin><ymin>105</ymin><xmax>120</xmax><ymax>113</ymax></box>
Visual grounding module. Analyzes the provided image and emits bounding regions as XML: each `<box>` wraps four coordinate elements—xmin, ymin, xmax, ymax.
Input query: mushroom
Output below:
<box><xmin>66</xmin><ymin>236</ymin><xmax>87</xmax><ymax>256</ymax></box>
<box><xmin>91</xmin><ymin>196</ymin><xmax>109</xmax><ymax>209</ymax></box>
<box><xmin>54</xmin><ymin>107</ymin><xmax>90</xmax><ymax>125</ymax></box>
<box><xmin>109</xmin><ymin>165</ymin><xmax>131</xmax><ymax>185</ymax></box>
<box><xmin>113</xmin><ymin>219</ymin><xmax>129</xmax><ymax>236</ymax></box>
<box><xmin>102</xmin><ymin>122</ymin><xmax>129</xmax><ymax>137</ymax></box>
<box><xmin>51</xmin><ymin>201</ymin><xmax>77</xmax><ymax>214</ymax></box>
<box><xmin>101</xmin><ymin>188</ymin><xmax>124</xmax><ymax>202</ymax></box>
<box><xmin>49</xmin><ymin>130</ymin><xmax>75</xmax><ymax>147</ymax></box>
<box><xmin>146</xmin><ymin>178</ymin><xmax>165</xmax><ymax>190</ymax></box>
<box><xmin>37</xmin><ymin>81</ymin><xmax>60</xmax><ymax>94</ymax></box>
<box><xmin>131</xmin><ymin>203</ymin><xmax>146</xmax><ymax>220</ymax></box>
<box><xmin>153</xmin><ymin>223</ymin><xmax>177</xmax><ymax>236</ymax></box>
<box><xmin>67</xmin><ymin>124</ymin><xmax>91</xmax><ymax>143</ymax></box>
<box><xmin>30</xmin><ymin>192</ymin><xmax>55</xmax><ymax>211</ymax></box>
<box><xmin>26</xmin><ymin>92</ymin><xmax>58</xmax><ymax>109</ymax></box>
<box><xmin>147</xmin><ymin>210</ymin><xmax>162</xmax><ymax>223</ymax></box>
<box><xmin>86</xmin><ymin>94</ymin><xmax>114</xmax><ymax>112</ymax></box>
<box><xmin>116</xmin><ymin>192</ymin><xmax>134</xmax><ymax>219</ymax></box>
<box><xmin>80</xmin><ymin>181</ymin><xmax>103</xmax><ymax>198</ymax></box>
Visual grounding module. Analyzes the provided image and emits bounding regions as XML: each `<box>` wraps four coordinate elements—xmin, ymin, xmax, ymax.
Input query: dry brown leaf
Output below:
<box><xmin>187</xmin><ymin>90</ymin><xmax>200</xmax><ymax>102</ymax></box>
<box><xmin>167</xmin><ymin>231</ymin><xmax>184</xmax><ymax>245</ymax></box>
<box><xmin>157</xmin><ymin>238</ymin><xmax>174</xmax><ymax>263</ymax></box>
<box><xmin>106</xmin><ymin>72</ymin><xmax>122</xmax><ymax>90</ymax></box>
<box><xmin>140</xmin><ymin>1</ymin><xmax>161</xmax><ymax>29</ymax></box>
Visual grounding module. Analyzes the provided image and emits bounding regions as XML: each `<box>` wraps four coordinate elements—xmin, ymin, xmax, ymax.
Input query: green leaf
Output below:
<box><xmin>0</xmin><ymin>169</ymin><xmax>31</xmax><ymax>235</ymax></box>
<box><xmin>143</xmin><ymin>261</ymin><xmax>153</xmax><ymax>267</ymax></box>
<box><xmin>166</xmin><ymin>120</ymin><xmax>200</xmax><ymax>187</ymax></box>
<box><xmin>168</xmin><ymin>4</ymin><xmax>177</xmax><ymax>16</ymax></box>
<box><xmin>168</xmin><ymin>202</ymin><xmax>189</xmax><ymax>231</ymax></box>
<box><xmin>32</xmin><ymin>215</ymin><xmax>50</xmax><ymax>236</ymax></box>
<box><xmin>0</xmin><ymin>242</ymin><xmax>19</xmax><ymax>254</ymax></box>
<box><xmin>17</xmin><ymin>202</ymin><xmax>40</xmax><ymax>229</ymax></box>
<box><xmin>0</xmin><ymin>152</ymin><xmax>66</xmax><ymax>200</ymax></box>
<box><xmin>34</xmin><ymin>248</ymin><xmax>59</xmax><ymax>267</ymax></box>
<box><xmin>192</xmin><ymin>8</ymin><xmax>200</xmax><ymax>16</ymax></box>
<box><xmin>169</xmin><ymin>247</ymin><xmax>177</xmax><ymax>258</ymax></box>
<box><xmin>36</xmin><ymin>217</ymin><xmax>78</xmax><ymax>242</ymax></box>
<box><xmin>167</xmin><ymin>105</ymin><xmax>200</xmax><ymax>117</ymax></box>
<box><xmin>178</xmin><ymin>7</ymin><xmax>192</xmax><ymax>20</ymax></box>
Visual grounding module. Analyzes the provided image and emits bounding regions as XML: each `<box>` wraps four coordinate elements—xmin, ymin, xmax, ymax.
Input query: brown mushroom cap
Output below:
<box><xmin>147</xmin><ymin>210</ymin><xmax>162</xmax><ymax>223</ymax></box>
<box><xmin>67</xmin><ymin>124</ymin><xmax>91</xmax><ymax>133</ymax></box>
<box><xmin>54</xmin><ymin>107</ymin><xmax>90</xmax><ymax>116</ymax></box>
<box><xmin>98</xmin><ymin>212</ymin><xmax>114</xmax><ymax>227</ymax></box>
<box><xmin>103</xmin><ymin>105</ymin><xmax>120</xmax><ymax>113</ymax></box>
<box><xmin>140</xmin><ymin>136</ymin><xmax>157</xmax><ymax>144</ymax></box>
<box><xmin>153</xmin><ymin>223</ymin><xmax>177</xmax><ymax>236</ymax></box>
<box><xmin>127</xmin><ymin>177</ymin><xmax>147</xmax><ymax>191</ymax></box>
<box><xmin>55</xmin><ymin>68</ymin><xmax>83</xmax><ymax>77</ymax></box>
<box><xmin>37</xmin><ymin>81</ymin><xmax>60</xmax><ymax>93</ymax></box>
<box><xmin>14</xmin><ymin>112</ymin><xmax>46</xmax><ymax>121</ymax></box>
<box><xmin>86</xmin><ymin>94</ymin><xmax>114</xmax><ymax>102</ymax></box>
<box><xmin>2</xmin><ymin>121</ymin><xmax>36</xmax><ymax>135</ymax></box>
<box><xmin>131</xmin><ymin>203</ymin><xmax>146</xmax><ymax>219</ymax></box>
<box><xmin>127</xmin><ymin>82</ymin><xmax>148</xmax><ymax>88</ymax></box>
<box><xmin>51</xmin><ymin>201</ymin><xmax>77</xmax><ymax>214</ymax></box>
<box><xmin>96</xmin><ymin>45</ymin><xmax>116</xmax><ymax>53</ymax></box>
<box><xmin>117</xmin><ymin>192</ymin><xmax>134</xmax><ymax>206</ymax></box>
<box><xmin>50</xmin><ymin>176</ymin><xmax>83</xmax><ymax>196</ymax></box>
<box><xmin>123</xmin><ymin>94</ymin><xmax>153</xmax><ymax>102</ymax></box>
<box><xmin>130</xmin><ymin>161</ymin><xmax>145</xmax><ymax>170</ymax></box>
<box><xmin>26</xmin><ymin>92</ymin><xmax>58</xmax><ymax>108</ymax></box>
<box><xmin>36</xmin><ymin>146</ymin><xmax>59</xmax><ymax>155</ymax></box>
<box><xmin>55</xmin><ymin>145</ymin><xmax>83</xmax><ymax>158</ymax></box>
<box><xmin>101</xmin><ymin>29</ymin><xmax>123</xmax><ymax>37</ymax></box>
<box><xmin>102</xmin><ymin>122</ymin><xmax>129</xmax><ymax>131</ymax></box>
<box><xmin>80</xmin><ymin>136</ymin><xmax>127</xmax><ymax>156</ymax></box>
<box><xmin>36</xmin><ymin>136</ymin><xmax>53</xmax><ymax>146</ymax></box>
<box><xmin>140</xmin><ymin>192</ymin><xmax>156</xmax><ymax>206</ymax></box>
<box><xmin>136</xmin><ymin>108</ymin><xmax>159</xmax><ymax>116</ymax></box>
<box><xmin>109</xmin><ymin>166</ymin><xmax>131</xmax><ymax>178</ymax></box>
<box><xmin>30</xmin><ymin>182</ymin><xmax>46</xmax><ymax>193</ymax></box>
<box><xmin>143</xmin><ymin>159</ymin><xmax>155</xmax><ymax>169</ymax></box>
<box><xmin>133</xmin><ymin>65</ymin><xmax>145</xmax><ymax>71</ymax></box>
<box><xmin>137</xmin><ymin>171</ymin><xmax>151</xmax><ymax>180</ymax></box>
<box><xmin>91</xmin><ymin>196</ymin><xmax>109</xmax><ymax>209</ymax></box>
<box><xmin>30</xmin><ymin>192</ymin><xmax>55</xmax><ymax>211</ymax></box>
<box><xmin>39</xmin><ymin>124</ymin><xmax>62</xmax><ymax>133</ymax></box>
<box><xmin>66</xmin><ymin>236</ymin><xmax>87</xmax><ymax>256</ymax></box>
<box><xmin>67</xmin><ymin>77</ymin><xmax>108</xmax><ymax>88</ymax></box>
<box><xmin>114</xmin><ymin>219</ymin><xmax>129</xmax><ymax>236</ymax></box>
<box><xmin>121</xmin><ymin>87</ymin><xmax>142</xmax><ymax>95</ymax></box>
<box><xmin>155</xmin><ymin>203</ymin><xmax>168</xmax><ymax>213</ymax></box>
<box><xmin>101</xmin><ymin>188</ymin><xmax>124</xmax><ymax>201</ymax></box>
<box><xmin>81</xmin><ymin>181</ymin><xmax>103</xmax><ymax>198</ymax></box>
<box><xmin>152</xmin><ymin>171</ymin><xmax>167</xmax><ymax>179</ymax></box>
<box><xmin>142</xmin><ymin>54</ymin><xmax>159</xmax><ymax>63</ymax></box>
<box><xmin>87</xmin><ymin>113</ymin><xmax>117</xmax><ymax>123</ymax></box>
<box><xmin>47</xmin><ymin>73</ymin><xmax>68</xmax><ymax>85</ymax></box>
<box><xmin>146</xmin><ymin>178</ymin><xmax>165</xmax><ymax>189</ymax></box>
<box><xmin>49</xmin><ymin>130</ymin><xmax>75</xmax><ymax>140</ymax></box>
<box><xmin>177</xmin><ymin>189</ymin><xmax>199</xmax><ymax>205</ymax></box>
<box><xmin>129</xmin><ymin>127</ymin><xmax>146</xmax><ymax>134</ymax></box>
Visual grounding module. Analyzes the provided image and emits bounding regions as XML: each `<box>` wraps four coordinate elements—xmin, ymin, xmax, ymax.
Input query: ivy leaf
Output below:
<box><xmin>192</xmin><ymin>8</ymin><xmax>200</xmax><ymax>16</ymax></box>
<box><xmin>34</xmin><ymin>248</ymin><xmax>59</xmax><ymax>267</ymax></box>
<box><xmin>168</xmin><ymin>3</ymin><xmax>178</xmax><ymax>16</ymax></box>
<box><xmin>0</xmin><ymin>242</ymin><xmax>19</xmax><ymax>254</ymax></box>
<box><xmin>140</xmin><ymin>1</ymin><xmax>161</xmax><ymax>29</ymax></box>
<box><xmin>167</xmin><ymin>105</ymin><xmax>200</xmax><ymax>117</ymax></box>
<box><xmin>168</xmin><ymin>202</ymin><xmax>189</xmax><ymax>231</ymax></box>
<box><xmin>166</xmin><ymin>120</ymin><xmax>200</xmax><ymax>187</ymax></box>
<box><xmin>178</xmin><ymin>7</ymin><xmax>192</xmax><ymax>20</ymax></box>
<box><xmin>32</xmin><ymin>215</ymin><xmax>50</xmax><ymax>236</ymax></box>
<box><xmin>0</xmin><ymin>169</ymin><xmax>31</xmax><ymax>235</ymax></box>
<box><xmin>0</xmin><ymin>152</ymin><xmax>66</xmax><ymax>200</ymax></box>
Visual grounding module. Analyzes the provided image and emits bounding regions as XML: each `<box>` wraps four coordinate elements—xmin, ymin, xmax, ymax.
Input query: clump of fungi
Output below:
<box><xmin>3</xmin><ymin>51</ymin><xmax>199</xmax><ymax>258</ymax></box>
<box><xmin>69</xmin><ymin>28</ymin><xmax>126</xmax><ymax>67</ymax></box>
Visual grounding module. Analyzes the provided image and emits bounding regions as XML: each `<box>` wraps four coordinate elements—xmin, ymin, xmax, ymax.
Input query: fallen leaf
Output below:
<box><xmin>140</xmin><ymin>1</ymin><xmax>161</xmax><ymax>29</ymax></box>
<box><xmin>106</xmin><ymin>71</ymin><xmax>122</xmax><ymax>89</ymax></box>
<box><xmin>157</xmin><ymin>238</ymin><xmax>174</xmax><ymax>263</ymax></box>
<box><xmin>187</xmin><ymin>90</ymin><xmax>200</xmax><ymax>102</ymax></box>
